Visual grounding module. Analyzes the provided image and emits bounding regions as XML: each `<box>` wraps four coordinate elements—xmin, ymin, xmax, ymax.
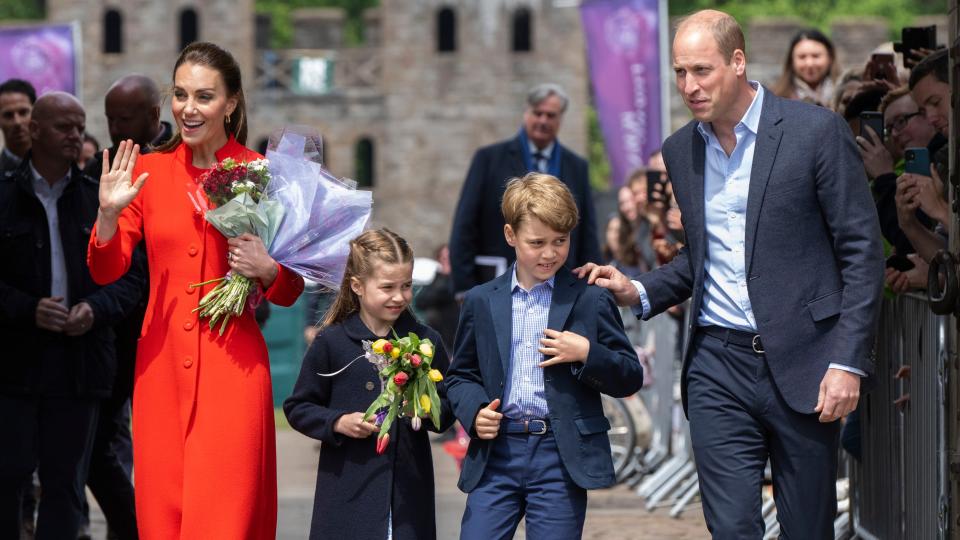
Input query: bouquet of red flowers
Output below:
<box><xmin>189</xmin><ymin>158</ymin><xmax>280</xmax><ymax>334</ymax></box>
<box><xmin>362</xmin><ymin>333</ymin><xmax>444</xmax><ymax>454</ymax></box>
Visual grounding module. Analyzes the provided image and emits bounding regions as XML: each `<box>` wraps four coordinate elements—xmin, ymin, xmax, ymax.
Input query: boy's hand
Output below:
<box><xmin>538</xmin><ymin>329</ymin><xmax>589</xmax><ymax>367</ymax></box>
<box><xmin>474</xmin><ymin>398</ymin><xmax>502</xmax><ymax>440</ymax></box>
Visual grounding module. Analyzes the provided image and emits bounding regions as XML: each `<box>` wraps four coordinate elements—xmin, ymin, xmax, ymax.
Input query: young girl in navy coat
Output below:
<box><xmin>284</xmin><ymin>228</ymin><xmax>454</xmax><ymax>540</ymax></box>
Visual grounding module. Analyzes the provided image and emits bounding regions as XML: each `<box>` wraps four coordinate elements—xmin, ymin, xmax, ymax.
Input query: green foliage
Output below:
<box><xmin>255</xmin><ymin>0</ymin><xmax>379</xmax><ymax>48</ymax></box>
<box><xmin>587</xmin><ymin>104</ymin><xmax>612</xmax><ymax>192</ymax></box>
<box><xmin>0</xmin><ymin>0</ymin><xmax>43</xmax><ymax>19</ymax></box>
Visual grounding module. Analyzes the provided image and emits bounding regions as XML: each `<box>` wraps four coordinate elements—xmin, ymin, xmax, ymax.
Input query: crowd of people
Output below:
<box><xmin>0</xmin><ymin>6</ymin><xmax>953</xmax><ymax>540</ymax></box>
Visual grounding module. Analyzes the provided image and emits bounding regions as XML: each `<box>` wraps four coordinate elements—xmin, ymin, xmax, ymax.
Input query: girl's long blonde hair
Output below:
<box><xmin>321</xmin><ymin>228</ymin><xmax>413</xmax><ymax>329</ymax></box>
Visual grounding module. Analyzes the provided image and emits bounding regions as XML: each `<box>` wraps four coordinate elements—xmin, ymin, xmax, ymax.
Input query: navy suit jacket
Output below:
<box><xmin>446</xmin><ymin>266</ymin><xmax>643</xmax><ymax>492</ymax></box>
<box><xmin>449</xmin><ymin>134</ymin><xmax>601</xmax><ymax>294</ymax></box>
<box><xmin>638</xmin><ymin>90</ymin><xmax>884</xmax><ymax>414</ymax></box>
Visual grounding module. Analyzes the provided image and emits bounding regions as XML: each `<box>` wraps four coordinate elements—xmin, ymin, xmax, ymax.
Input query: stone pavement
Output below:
<box><xmin>88</xmin><ymin>428</ymin><xmax>708</xmax><ymax>539</ymax></box>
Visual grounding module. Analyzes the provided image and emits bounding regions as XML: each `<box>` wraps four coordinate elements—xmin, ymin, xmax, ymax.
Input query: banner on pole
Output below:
<box><xmin>580</xmin><ymin>0</ymin><xmax>664</xmax><ymax>187</ymax></box>
<box><xmin>0</xmin><ymin>24</ymin><xmax>79</xmax><ymax>96</ymax></box>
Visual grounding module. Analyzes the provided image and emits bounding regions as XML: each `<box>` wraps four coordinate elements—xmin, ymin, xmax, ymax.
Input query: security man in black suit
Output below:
<box><xmin>449</xmin><ymin>83</ymin><xmax>600</xmax><ymax>296</ymax></box>
<box><xmin>0</xmin><ymin>92</ymin><xmax>145</xmax><ymax>539</ymax></box>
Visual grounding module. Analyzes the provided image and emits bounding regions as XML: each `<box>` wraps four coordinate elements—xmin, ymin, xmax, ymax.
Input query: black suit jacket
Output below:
<box><xmin>638</xmin><ymin>90</ymin><xmax>884</xmax><ymax>414</ymax></box>
<box><xmin>449</xmin><ymin>134</ymin><xmax>600</xmax><ymax>294</ymax></box>
<box><xmin>0</xmin><ymin>159</ymin><xmax>146</xmax><ymax>398</ymax></box>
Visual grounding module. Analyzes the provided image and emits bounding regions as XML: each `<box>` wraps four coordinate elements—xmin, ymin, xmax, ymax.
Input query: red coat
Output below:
<box><xmin>88</xmin><ymin>136</ymin><xmax>304</xmax><ymax>539</ymax></box>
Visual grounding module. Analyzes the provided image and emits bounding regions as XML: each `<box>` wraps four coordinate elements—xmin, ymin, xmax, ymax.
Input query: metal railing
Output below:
<box><xmin>852</xmin><ymin>293</ymin><xmax>950</xmax><ymax>539</ymax></box>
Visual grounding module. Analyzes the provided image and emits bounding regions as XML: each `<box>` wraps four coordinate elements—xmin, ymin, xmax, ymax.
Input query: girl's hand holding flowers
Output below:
<box><xmin>227</xmin><ymin>233</ymin><xmax>279</xmax><ymax>288</ymax></box>
<box><xmin>334</xmin><ymin>412</ymin><xmax>380</xmax><ymax>439</ymax></box>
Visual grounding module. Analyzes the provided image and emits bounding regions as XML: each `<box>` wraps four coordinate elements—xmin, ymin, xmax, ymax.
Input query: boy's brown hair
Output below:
<box><xmin>501</xmin><ymin>173</ymin><xmax>579</xmax><ymax>233</ymax></box>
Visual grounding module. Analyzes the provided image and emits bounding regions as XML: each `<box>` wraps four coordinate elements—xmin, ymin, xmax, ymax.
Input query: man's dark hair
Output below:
<box><xmin>0</xmin><ymin>79</ymin><xmax>37</xmax><ymax>104</ymax></box>
<box><xmin>908</xmin><ymin>49</ymin><xmax>947</xmax><ymax>89</ymax></box>
<box><xmin>843</xmin><ymin>86</ymin><xmax>887</xmax><ymax>121</ymax></box>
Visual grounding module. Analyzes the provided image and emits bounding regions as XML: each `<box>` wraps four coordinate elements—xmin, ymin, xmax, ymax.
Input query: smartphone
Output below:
<box><xmin>894</xmin><ymin>26</ymin><xmax>937</xmax><ymax>68</ymax></box>
<box><xmin>646</xmin><ymin>170</ymin><xmax>668</xmax><ymax>204</ymax></box>
<box><xmin>886</xmin><ymin>254</ymin><xmax>915</xmax><ymax>272</ymax></box>
<box><xmin>904</xmin><ymin>147</ymin><xmax>931</xmax><ymax>176</ymax></box>
<box><xmin>868</xmin><ymin>53</ymin><xmax>896</xmax><ymax>81</ymax></box>
<box><xmin>859</xmin><ymin>111</ymin><xmax>884</xmax><ymax>142</ymax></box>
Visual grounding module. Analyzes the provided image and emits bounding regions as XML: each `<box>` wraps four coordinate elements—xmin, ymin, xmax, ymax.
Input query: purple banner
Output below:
<box><xmin>0</xmin><ymin>24</ymin><xmax>78</xmax><ymax>96</ymax></box>
<box><xmin>581</xmin><ymin>0</ymin><xmax>663</xmax><ymax>187</ymax></box>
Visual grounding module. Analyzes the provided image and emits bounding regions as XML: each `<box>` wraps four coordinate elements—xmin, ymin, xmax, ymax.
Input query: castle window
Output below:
<box><xmin>512</xmin><ymin>8</ymin><xmax>532</xmax><ymax>52</ymax></box>
<box><xmin>179</xmin><ymin>8</ymin><xmax>199</xmax><ymax>51</ymax></box>
<box><xmin>355</xmin><ymin>138</ymin><xmax>375</xmax><ymax>188</ymax></box>
<box><xmin>103</xmin><ymin>9</ymin><xmax>123</xmax><ymax>54</ymax></box>
<box><xmin>436</xmin><ymin>7</ymin><xmax>456</xmax><ymax>53</ymax></box>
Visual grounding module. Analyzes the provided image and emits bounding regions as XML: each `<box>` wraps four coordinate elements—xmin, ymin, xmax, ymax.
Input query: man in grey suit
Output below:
<box><xmin>578</xmin><ymin>10</ymin><xmax>883</xmax><ymax>539</ymax></box>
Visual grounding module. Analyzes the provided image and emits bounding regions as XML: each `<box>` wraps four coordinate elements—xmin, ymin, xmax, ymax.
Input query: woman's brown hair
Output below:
<box><xmin>321</xmin><ymin>228</ymin><xmax>414</xmax><ymax>329</ymax></box>
<box><xmin>155</xmin><ymin>41</ymin><xmax>248</xmax><ymax>153</ymax></box>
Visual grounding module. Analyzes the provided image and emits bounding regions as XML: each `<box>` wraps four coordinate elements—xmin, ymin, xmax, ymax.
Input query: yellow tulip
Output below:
<box><xmin>428</xmin><ymin>369</ymin><xmax>443</xmax><ymax>382</ymax></box>
<box><xmin>419</xmin><ymin>342</ymin><xmax>434</xmax><ymax>358</ymax></box>
<box><xmin>390</xmin><ymin>347</ymin><xmax>401</xmax><ymax>359</ymax></box>
<box><xmin>419</xmin><ymin>394</ymin><xmax>432</xmax><ymax>414</ymax></box>
<box><xmin>372</xmin><ymin>339</ymin><xmax>389</xmax><ymax>355</ymax></box>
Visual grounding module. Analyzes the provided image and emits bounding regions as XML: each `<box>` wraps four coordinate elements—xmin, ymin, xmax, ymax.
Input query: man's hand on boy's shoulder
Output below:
<box><xmin>538</xmin><ymin>329</ymin><xmax>589</xmax><ymax>367</ymax></box>
<box><xmin>573</xmin><ymin>263</ymin><xmax>640</xmax><ymax>307</ymax></box>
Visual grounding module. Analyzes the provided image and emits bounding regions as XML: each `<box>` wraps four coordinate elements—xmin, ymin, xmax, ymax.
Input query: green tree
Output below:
<box><xmin>0</xmin><ymin>0</ymin><xmax>43</xmax><ymax>19</ymax></box>
<box><xmin>255</xmin><ymin>0</ymin><xmax>379</xmax><ymax>48</ymax></box>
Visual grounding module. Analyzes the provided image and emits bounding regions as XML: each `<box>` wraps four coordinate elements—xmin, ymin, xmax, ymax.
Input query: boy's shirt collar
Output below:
<box><xmin>510</xmin><ymin>263</ymin><xmax>555</xmax><ymax>293</ymax></box>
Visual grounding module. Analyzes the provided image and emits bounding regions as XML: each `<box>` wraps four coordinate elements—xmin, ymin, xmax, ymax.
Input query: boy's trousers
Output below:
<box><xmin>460</xmin><ymin>430</ymin><xmax>587</xmax><ymax>540</ymax></box>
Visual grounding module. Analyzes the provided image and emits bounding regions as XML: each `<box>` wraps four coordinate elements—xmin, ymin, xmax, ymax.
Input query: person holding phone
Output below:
<box><xmin>893</xmin><ymin>49</ymin><xmax>951</xmax><ymax>263</ymax></box>
<box><xmin>859</xmin><ymin>86</ymin><xmax>943</xmax><ymax>257</ymax></box>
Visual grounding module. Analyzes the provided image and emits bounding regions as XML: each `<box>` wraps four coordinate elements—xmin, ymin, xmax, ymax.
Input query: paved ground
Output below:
<box><xmin>88</xmin><ymin>428</ymin><xmax>708</xmax><ymax>539</ymax></box>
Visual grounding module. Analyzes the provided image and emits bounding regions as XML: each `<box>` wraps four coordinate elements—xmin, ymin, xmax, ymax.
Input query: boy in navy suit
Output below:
<box><xmin>447</xmin><ymin>173</ymin><xmax>643</xmax><ymax>539</ymax></box>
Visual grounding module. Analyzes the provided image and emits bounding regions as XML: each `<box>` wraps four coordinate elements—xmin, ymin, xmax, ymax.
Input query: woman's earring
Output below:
<box><xmin>226</xmin><ymin>113</ymin><xmax>232</xmax><ymax>123</ymax></box>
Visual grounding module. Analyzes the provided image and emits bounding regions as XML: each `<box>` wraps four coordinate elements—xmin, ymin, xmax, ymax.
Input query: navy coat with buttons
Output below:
<box><xmin>446</xmin><ymin>266</ymin><xmax>643</xmax><ymax>492</ymax></box>
<box><xmin>284</xmin><ymin>310</ymin><xmax>454</xmax><ymax>540</ymax></box>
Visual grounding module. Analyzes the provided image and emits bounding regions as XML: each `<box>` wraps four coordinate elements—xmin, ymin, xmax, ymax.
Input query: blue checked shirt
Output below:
<box><xmin>501</xmin><ymin>266</ymin><xmax>553</xmax><ymax>420</ymax></box>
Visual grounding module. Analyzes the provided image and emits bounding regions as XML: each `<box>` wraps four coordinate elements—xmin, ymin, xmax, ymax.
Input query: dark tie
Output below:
<box><xmin>532</xmin><ymin>151</ymin><xmax>546</xmax><ymax>173</ymax></box>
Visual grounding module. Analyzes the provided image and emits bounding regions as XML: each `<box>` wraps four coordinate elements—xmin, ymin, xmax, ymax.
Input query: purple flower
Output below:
<box><xmin>374</xmin><ymin>407</ymin><xmax>388</xmax><ymax>426</ymax></box>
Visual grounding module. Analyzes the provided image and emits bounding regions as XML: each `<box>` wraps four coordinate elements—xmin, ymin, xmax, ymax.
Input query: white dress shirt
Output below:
<box><xmin>633</xmin><ymin>83</ymin><xmax>864</xmax><ymax>376</ymax></box>
<box><xmin>30</xmin><ymin>162</ymin><xmax>70</xmax><ymax>305</ymax></box>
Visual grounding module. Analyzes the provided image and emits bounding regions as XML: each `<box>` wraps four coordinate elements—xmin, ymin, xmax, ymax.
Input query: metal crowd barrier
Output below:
<box><xmin>852</xmin><ymin>293</ymin><xmax>949</xmax><ymax>539</ymax></box>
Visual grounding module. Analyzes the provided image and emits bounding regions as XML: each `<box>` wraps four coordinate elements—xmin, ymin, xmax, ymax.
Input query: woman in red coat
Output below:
<box><xmin>87</xmin><ymin>42</ymin><xmax>303</xmax><ymax>539</ymax></box>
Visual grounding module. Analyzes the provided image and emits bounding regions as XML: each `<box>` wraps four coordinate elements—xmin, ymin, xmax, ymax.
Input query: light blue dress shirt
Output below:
<box><xmin>633</xmin><ymin>83</ymin><xmax>863</xmax><ymax>375</ymax></box>
<box><xmin>502</xmin><ymin>266</ymin><xmax>553</xmax><ymax>419</ymax></box>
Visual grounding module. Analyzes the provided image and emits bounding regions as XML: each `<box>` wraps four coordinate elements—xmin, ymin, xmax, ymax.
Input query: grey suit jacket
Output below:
<box><xmin>638</xmin><ymin>89</ymin><xmax>884</xmax><ymax>414</ymax></box>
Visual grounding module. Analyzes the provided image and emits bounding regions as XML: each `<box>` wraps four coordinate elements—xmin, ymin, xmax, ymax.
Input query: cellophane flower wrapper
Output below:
<box><xmin>361</xmin><ymin>333</ymin><xmax>444</xmax><ymax>454</ymax></box>
<box><xmin>263</xmin><ymin>133</ymin><xmax>372</xmax><ymax>289</ymax></box>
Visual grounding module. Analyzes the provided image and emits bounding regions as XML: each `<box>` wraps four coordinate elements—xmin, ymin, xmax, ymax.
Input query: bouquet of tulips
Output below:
<box><xmin>362</xmin><ymin>332</ymin><xmax>444</xmax><ymax>454</ymax></box>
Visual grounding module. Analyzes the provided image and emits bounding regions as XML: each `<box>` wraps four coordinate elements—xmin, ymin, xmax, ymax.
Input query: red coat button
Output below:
<box><xmin>185</xmin><ymin>285</ymin><xmax>196</xmax><ymax>295</ymax></box>
<box><xmin>183</xmin><ymin>358</ymin><xmax>193</xmax><ymax>368</ymax></box>
<box><xmin>184</xmin><ymin>321</ymin><xmax>194</xmax><ymax>331</ymax></box>
<box><xmin>188</xmin><ymin>245</ymin><xmax>198</xmax><ymax>256</ymax></box>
